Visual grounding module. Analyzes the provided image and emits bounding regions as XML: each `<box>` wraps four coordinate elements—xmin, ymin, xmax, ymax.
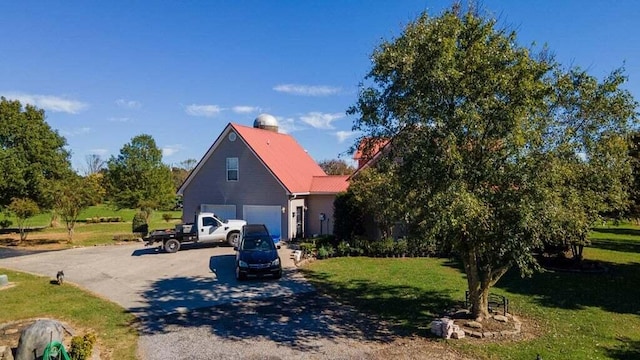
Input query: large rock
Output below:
<box><xmin>430</xmin><ymin>320</ymin><xmax>443</xmax><ymax>337</ymax></box>
<box><xmin>0</xmin><ymin>275</ymin><xmax>8</xmax><ymax>287</ymax></box>
<box><xmin>15</xmin><ymin>319</ymin><xmax>65</xmax><ymax>360</ymax></box>
<box><xmin>0</xmin><ymin>345</ymin><xmax>14</xmax><ymax>360</ymax></box>
<box><xmin>440</xmin><ymin>318</ymin><xmax>455</xmax><ymax>339</ymax></box>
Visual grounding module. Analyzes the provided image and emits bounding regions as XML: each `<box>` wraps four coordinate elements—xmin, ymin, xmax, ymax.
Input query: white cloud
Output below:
<box><xmin>232</xmin><ymin>105</ymin><xmax>260</xmax><ymax>114</ymax></box>
<box><xmin>277</xmin><ymin>117</ymin><xmax>303</xmax><ymax>134</ymax></box>
<box><xmin>1</xmin><ymin>92</ymin><xmax>87</xmax><ymax>114</ymax></box>
<box><xmin>162</xmin><ymin>144</ymin><xmax>183</xmax><ymax>157</ymax></box>
<box><xmin>273</xmin><ymin>84</ymin><xmax>341</xmax><ymax>96</ymax></box>
<box><xmin>335</xmin><ymin>130</ymin><xmax>357</xmax><ymax>143</ymax></box>
<box><xmin>115</xmin><ymin>98</ymin><xmax>141</xmax><ymax>109</ymax></box>
<box><xmin>185</xmin><ymin>104</ymin><xmax>223</xmax><ymax>117</ymax></box>
<box><xmin>88</xmin><ymin>149</ymin><xmax>109</xmax><ymax>156</ymax></box>
<box><xmin>300</xmin><ymin>112</ymin><xmax>343</xmax><ymax>129</ymax></box>
<box><xmin>61</xmin><ymin>127</ymin><xmax>92</xmax><ymax>137</ymax></box>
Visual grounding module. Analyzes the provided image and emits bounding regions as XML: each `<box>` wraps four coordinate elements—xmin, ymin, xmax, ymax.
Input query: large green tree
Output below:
<box><xmin>105</xmin><ymin>134</ymin><xmax>175</xmax><ymax>210</ymax></box>
<box><xmin>0</xmin><ymin>97</ymin><xmax>72</xmax><ymax>209</ymax></box>
<box><xmin>349</xmin><ymin>7</ymin><xmax>637</xmax><ymax>320</ymax></box>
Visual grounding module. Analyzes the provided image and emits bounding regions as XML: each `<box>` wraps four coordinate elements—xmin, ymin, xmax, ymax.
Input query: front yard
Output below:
<box><xmin>303</xmin><ymin>224</ymin><xmax>640</xmax><ymax>359</ymax></box>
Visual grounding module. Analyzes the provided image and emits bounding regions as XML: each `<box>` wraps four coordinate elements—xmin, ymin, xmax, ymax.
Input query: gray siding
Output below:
<box><xmin>182</xmin><ymin>131</ymin><xmax>289</xmax><ymax>237</ymax></box>
<box><xmin>306</xmin><ymin>195</ymin><xmax>337</xmax><ymax>236</ymax></box>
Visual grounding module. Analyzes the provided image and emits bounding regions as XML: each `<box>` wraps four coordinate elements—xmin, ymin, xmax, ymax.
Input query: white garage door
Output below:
<box><xmin>243</xmin><ymin>205</ymin><xmax>282</xmax><ymax>241</ymax></box>
<box><xmin>200</xmin><ymin>204</ymin><xmax>237</xmax><ymax>221</ymax></box>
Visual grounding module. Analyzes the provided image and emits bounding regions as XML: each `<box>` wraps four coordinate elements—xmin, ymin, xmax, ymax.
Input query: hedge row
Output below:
<box><xmin>298</xmin><ymin>235</ymin><xmax>439</xmax><ymax>260</ymax></box>
<box><xmin>84</xmin><ymin>216</ymin><xmax>123</xmax><ymax>223</ymax></box>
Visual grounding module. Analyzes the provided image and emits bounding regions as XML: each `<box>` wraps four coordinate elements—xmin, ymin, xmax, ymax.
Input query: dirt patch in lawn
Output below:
<box><xmin>0</xmin><ymin>231</ymin><xmax>94</xmax><ymax>250</ymax></box>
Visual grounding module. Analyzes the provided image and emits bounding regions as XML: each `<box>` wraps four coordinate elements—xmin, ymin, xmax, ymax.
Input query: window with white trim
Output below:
<box><xmin>226</xmin><ymin>157</ymin><xmax>239</xmax><ymax>181</ymax></box>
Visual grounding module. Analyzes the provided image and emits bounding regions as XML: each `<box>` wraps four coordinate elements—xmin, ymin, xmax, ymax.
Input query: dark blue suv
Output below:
<box><xmin>234</xmin><ymin>227</ymin><xmax>282</xmax><ymax>280</ymax></box>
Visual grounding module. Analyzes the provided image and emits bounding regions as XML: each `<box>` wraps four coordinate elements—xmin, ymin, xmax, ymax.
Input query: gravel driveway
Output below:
<box><xmin>0</xmin><ymin>243</ymin><xmax>407</xmax><ymax>359</ymax></box>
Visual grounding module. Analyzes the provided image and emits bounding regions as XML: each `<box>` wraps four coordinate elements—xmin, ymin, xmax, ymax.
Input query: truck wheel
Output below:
<box><xmin>164</xmin><ymin>239</ymin><xmax>181</xmax><ymax>253</ymax></box>
<box><xmin>227</xmin><ymin>231</ymin><xmax>240</xmax><ymax>247</ymax></box>
<box><xmin>235</xmin><ymin>266</ymin><xmax>246</xmax><ymax>281</ymax></box>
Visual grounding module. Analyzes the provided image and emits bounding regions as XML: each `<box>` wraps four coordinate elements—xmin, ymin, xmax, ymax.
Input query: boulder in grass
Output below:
<box><xmin>440</xmin><ymin>318</ymin><xmax>455</xmax><ymax>339</ymax></box>
<box><xmin>430</xmin><ymin>320</ymin><xmax>443</xmax><ymax>337</ymax></box>
<box><xmin>0</xmin><ymin>345</ymin><xmax>14</xmax><ymax>360</ymax></box>
<box><xmin>15</xmin><ymin>319</ymin><xmax>65</xmax><ymax>360</ymax></box>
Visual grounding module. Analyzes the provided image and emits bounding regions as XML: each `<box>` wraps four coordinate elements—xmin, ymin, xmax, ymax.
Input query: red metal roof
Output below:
<box><xmin>353</xmin><ymin>138</ymin><xmax>390</xmax><ymax>168</ymax></box>
<box><xmin>310</xmin><ymin>175</ymin><xmax>349</xmax><ymax>193</ymax></box>
<box><xmin>232</xmin><ymin>123</ymin><xmax>335</xmax><ymax>194</ymax></box>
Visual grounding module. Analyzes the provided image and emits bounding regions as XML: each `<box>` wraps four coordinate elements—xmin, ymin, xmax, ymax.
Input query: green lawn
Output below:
<box><xmin>0</xmin><ymin>269</ymin><xmax>138</xmax><ymax>359</ymax></box>
<box><xmin>303</xmin><ymin>226</ymin><xmax>640</xmax><ymax>360</ymax></box>
<box><xmin>0</xmin><ymin>204</ymin><xmax>182</xmax><ymax>248</ymax></box>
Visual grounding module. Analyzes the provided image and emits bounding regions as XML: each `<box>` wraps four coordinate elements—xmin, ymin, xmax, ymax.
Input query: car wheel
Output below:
<box><xmin>235</xmin><ymin>266</ymin><xmax>246</xmax><ymax>281</ymax></box>
<box><xmin>164</xmin><ymin>239</ymin><xmax>180</xmax><ymax>253</ymax></box>
<box><xmin>227</xmin><ymin>231</ymin><xmax>240</xmax><ymax>247</ymax></box>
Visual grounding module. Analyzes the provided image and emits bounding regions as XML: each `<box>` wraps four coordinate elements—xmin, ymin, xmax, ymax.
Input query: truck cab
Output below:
<box><xmin>192</xmin><ymin>212</ymin><xmax>245</xmax><ymax>246</ymax></box>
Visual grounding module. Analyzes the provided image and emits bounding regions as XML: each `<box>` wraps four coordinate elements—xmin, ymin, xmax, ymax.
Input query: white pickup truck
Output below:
<box><xmin>144</xmin><ymin>212</ymin><xmax>246</xmax><ymax>253</ymax></box>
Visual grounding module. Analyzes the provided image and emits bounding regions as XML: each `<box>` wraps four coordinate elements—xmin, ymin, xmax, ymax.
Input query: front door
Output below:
<box><xmin>296</xmin><ymin>206</ymin><xmax>304</xmax><ymax>238</ymax></box>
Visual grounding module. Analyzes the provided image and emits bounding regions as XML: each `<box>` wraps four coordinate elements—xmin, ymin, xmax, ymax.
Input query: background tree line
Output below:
<box><xmin>0</xmin><ymin>97</ymin><xmax>194</xmax><ymax>242</ymax></box>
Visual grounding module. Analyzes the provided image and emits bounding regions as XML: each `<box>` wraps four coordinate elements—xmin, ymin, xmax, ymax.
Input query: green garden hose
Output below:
<box><xmin>42</xmin><ymin>341</ymin><xmax>71</xmax><ymax>360</ymax></box>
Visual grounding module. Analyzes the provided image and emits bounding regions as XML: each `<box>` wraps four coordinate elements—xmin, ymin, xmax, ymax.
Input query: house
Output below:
<box><xmin>178</xmin><ymin>114</ymin><xmax>349</xmax><ymax>241</ymax></box>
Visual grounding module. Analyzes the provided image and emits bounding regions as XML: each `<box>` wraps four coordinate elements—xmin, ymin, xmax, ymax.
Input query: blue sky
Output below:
<box><xmin>1</xmin><ymin>1</ymin><xmax>638</xmax><ymax>171</ymax></box>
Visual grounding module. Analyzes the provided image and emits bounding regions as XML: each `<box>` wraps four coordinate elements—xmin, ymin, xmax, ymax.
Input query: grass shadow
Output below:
<box><xmin>300</xmin><ymin>267</ymin><xmax>458</xmax><ymax>337</ymax></box>
<box><xmin>605</xmin><ymin>338</ymin><xmax>640</xmax><ymax>360</ymax></box>
<box><xmin>496</xmin><ymin>261</ymin><xmax>640</xmax><ymax>315</ymax></box>
<box><xmin>590</xmin><ymin>238</ymin><xmax>640</xmax><ymax>253</ymax></box>
<box><xmin>592</xmin><ymin>227</ymin><xmax>640</xmax><ymax>237</ymax></box>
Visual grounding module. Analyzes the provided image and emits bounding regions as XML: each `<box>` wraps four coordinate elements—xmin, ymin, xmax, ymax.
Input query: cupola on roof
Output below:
<box><xmin>253</xmin><ymin>113</ymin><xmax>279</xmax><ymax>132</ymax></box>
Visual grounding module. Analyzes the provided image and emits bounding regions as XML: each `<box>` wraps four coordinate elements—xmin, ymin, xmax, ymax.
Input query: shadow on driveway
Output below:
<box><xmin>132</xmin><ymin>253</ymin><xmax>394</xmax><ymax>353</ymax></box>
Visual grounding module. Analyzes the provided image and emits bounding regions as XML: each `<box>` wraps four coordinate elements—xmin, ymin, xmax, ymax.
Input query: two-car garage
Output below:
<box><xmin>200</xmin><ymin>204</ymin><xmax>282</xmax><ymax>241</ymax></box>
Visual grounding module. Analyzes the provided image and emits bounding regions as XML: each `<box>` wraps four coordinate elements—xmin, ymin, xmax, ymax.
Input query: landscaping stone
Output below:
<box><xmin>441</xmin><ymin>318</ymin><xmax>455</xmax><ymax>339</ymax></box>
<box><xmin>15</xmin><ymin>319</ymin><xmax>65</xmax><ymax>360</ymax></box>
<box><xmin>0</xmin><ymin>345</ymin><xmax>14</xmax><ymax>360</ymax></box>
<box><xmin>430</xmin><ymin>320</ymin><xmax>443</xmax><ymax>337</ymax></box>
<box><xmin>451</xmin><ymin>329</ymin><xmax>466</xmax><ymax>339</ymax></box>
<box><xmin>465</xmin><ymin>321</ymin><xmax>483</xmax><ymax>329</ymax></box>
<box><xmin>3</xmin><ymin>328</ymin><xmax>18</xmax><ymax>335</ymax></box>
<box><xmin>468</xmin><ymin>331</ymin><xmax>483</xmax><ymax>338</ymax></box>
<box><xmin>0</xmin><ymin>275</ymin><xmax>7</xmax><ymax>287</ymax></box>
<box><xmin>493</xmin><ymin>314</ymin><xmax>508</xmax><ymax>322</ymax></box>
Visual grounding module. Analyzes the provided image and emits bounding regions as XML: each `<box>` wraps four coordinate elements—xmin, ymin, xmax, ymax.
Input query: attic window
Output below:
<box><xmin>226</xmin><ymin>157</ymin><xmax>238</xmax><ymax>181</ymax></box>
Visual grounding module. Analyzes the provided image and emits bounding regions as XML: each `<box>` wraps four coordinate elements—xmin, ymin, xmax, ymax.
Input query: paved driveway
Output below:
<box><xmin>0</xmin><ymin>242</ymin><xmax>314</xmax><ymax>317</ymax></box>
<box><xmin>0</xmin><ymin>243</ymin><xmax>404</xmax><ymax>359</ymax></box>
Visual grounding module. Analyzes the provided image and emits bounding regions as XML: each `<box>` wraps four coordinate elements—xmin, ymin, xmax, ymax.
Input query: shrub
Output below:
<box><xmin>393</xmin><ymin>238</ymin><xmax>408</xmax><ymax>256</ymax></box>
<box><xmin>0</xmin><ymin>219</ymin><xmax>12</xmax><ymax>229</ymax></box>
<box><xmin>162</xmin><ymin>213</ymin><xmax>173</xmax><ymax>222</ymax></box>
<box><xmin>299</xmin><ymin>242</ymin><xmax>316</xmax><ymax>258</ymax></box>
<box><xmin>317</xmin><ymin>246</ymin><xmax>330</xmax><ymax>259</ymax></box>
<box><xmin>132</xmin><ymin>211</ymin><xmax>148</xmax><ymax>236</ymax></box>
<box><xmin>316</xmin><ymin>245</ymin><xmax>335</xmax><ymax>259</ymax></box>
<box><xmin>69</xmin><ymin>332</ymin><xmax>96</xmax><ymax>360</ymax></box>
<box><xmin>336</xmin><ymin>241</ymin><xmax>350</xmax><ymax>257</ymax></box>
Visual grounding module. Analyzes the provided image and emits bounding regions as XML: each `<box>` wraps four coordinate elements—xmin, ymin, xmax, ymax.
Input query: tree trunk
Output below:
<box><xmin>67</xmin><ymin>225</ymin><xmax>74</xmax><ymax>243</ymax></box>
<box><xmin>463</xmin><ymin>251</ymin><xmax>491</xmax><ymax>321</ymax></box>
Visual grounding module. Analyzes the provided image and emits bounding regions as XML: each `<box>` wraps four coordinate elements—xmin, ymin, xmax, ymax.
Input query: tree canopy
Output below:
<box><xmin>104</xmin><ymin>134</ymin><xmax>175</xmax><ymax>210</ymax></box>
<box><xmin>318</xmin><ymin>159</ymin><xmax>356</xmax><ymax>175</ymax></box>
<box><xmin>348</xmin><ymin>6</ymin><xmax>638</xmax><ymax>320</ymax></box>
<box><xmin>0</xmin><ymin>97</ymin><xmax>72</xmax><ymax>209</ymax></box>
